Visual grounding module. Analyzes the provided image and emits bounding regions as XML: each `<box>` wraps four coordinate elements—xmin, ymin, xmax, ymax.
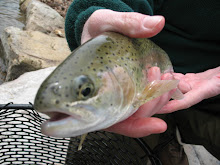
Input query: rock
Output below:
<box><xmin>0</xmin><ymin>26</ymin><xmax>70</xmax><ymax>81</ymax></box>
<box><xmin>20</xmin><ymin>0</ymin><xmax>32</xmax><ymax>12</ymax></box>
<box><xmin>26</xmin><ymin>0</ymin><xmax>64</xmax><ymax>33</ymax></box>
<box><xmin>0</xmin><ymin>67</ymin><xmax>55</xmax><ymax>104</ymax></box>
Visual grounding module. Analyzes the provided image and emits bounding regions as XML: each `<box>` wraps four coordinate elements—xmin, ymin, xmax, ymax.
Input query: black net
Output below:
<box><xmin>0</xmin><ymin>103</ymin><xmax>70</xmax><ymax>164</ymax></box>
<box><xmin>0</xmin><ymin>103</ymin><xmax>162</xmax><ymax>165</ymax></box>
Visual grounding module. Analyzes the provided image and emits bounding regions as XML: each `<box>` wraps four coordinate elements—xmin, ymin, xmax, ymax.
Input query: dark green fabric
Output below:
<box><xmin>151</xmin><ymin>0</ymin><xmax>220</xmax><ymax>73</ymax></box>
<box><xmin>65</xmin><ymin>0</ymin><xmax>220</xmax><ymax>159</ymax></box>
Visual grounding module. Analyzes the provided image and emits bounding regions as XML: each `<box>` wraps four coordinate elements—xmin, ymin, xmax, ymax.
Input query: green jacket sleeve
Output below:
<box><xmin>65</xmin><ymin>0</ymin><xmax>155</xmax><ymax>51</ymax></box>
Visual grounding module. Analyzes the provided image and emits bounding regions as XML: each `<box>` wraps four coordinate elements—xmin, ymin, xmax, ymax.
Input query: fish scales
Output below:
<box><xmin>34</xmin><ymin>32</ymin><xmax>180</xmax><ymax>138</ymax></box>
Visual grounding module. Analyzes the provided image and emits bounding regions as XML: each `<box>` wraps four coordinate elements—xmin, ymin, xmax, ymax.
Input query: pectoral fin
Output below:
<box><xmin>137</xmin><ymin>80</ymin><xmax>179</xmax><ymax>104</ymax></box>
<box><xmin>171</xmin><ymin>88</ymin><xmax>184</xmax><ymax>100</ymax></box>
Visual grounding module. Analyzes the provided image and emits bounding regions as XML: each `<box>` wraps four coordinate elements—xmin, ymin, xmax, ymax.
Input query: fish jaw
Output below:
<box><xmin>39</xmin><ymin>106</ymin><xmax>105</xmax><ymax>138</ymax></box>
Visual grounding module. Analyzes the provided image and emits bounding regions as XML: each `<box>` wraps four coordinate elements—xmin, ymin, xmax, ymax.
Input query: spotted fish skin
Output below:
<box><xmin>34</xmin><ymin>32</ymin><xmax>178</xmax><ymax>138</ymax></box>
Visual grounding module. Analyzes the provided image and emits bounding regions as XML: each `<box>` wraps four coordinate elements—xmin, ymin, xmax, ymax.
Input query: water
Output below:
<box><xmin>0</xmin><ymin>0</ymin><xmax>25</xmax><ymax>34</ymax></box>
<box><xmin>0</xmin><ymin>0</ymin><xmax>25</xmax><ymax>84</ymax></box>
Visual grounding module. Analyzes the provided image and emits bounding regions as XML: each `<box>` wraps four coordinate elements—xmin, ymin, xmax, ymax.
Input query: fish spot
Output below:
<box><xmin>100</xmin><ymin>57</ymin><xmax>103</xmax><ymax>59</ymax></box>
<box><xmin>93</xmin><ymin>68</ymin><xmax>96</xmax><ymax>71</ymax></box>
<box><xmin>109</xmin><ymin>60</ymin><xmax>112</xmax><ymax>63</ymax></box>
<box><xmin>88</xmin><ymin>66</ymin><xmax>90</xmax><ymax>69</ymax></box>
<box><xmin>66</xmin><ymin>104</ymin><xmax>69</xmax><ymax>107</ymax></box>
<box><xmin>100</xmin><ymin>69</ymin><xmax>103</xmax><ymax>72</ymax></box>
<box><xmin>100</xmin><ymin>61</ymin><xmax>103</xmax><ymax>64</ymax></box>
<box><xmin>55</xmin><ymin>100</ymin><xmax>60</xmax><ymax>104</ymax></box>
<box><xmin>90</xmin><ymin>62</ymin><xmax>93</xmax><ymax>65</ymax></box>
<box><xmin>63</xmin><ymin>77</ymin><xmax>67</xmax><ymax>80</ymax></box>
<box><xmin>65</xmin><ymin>94</ymin><xmax>69</xmax><ymax>98</ymax></box>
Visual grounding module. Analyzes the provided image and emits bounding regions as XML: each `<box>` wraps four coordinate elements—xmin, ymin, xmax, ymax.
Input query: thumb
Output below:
<box><xmin>81</xmin><ymin>9</ymin><xmax>165</xmax><ymax>44</ymax></box>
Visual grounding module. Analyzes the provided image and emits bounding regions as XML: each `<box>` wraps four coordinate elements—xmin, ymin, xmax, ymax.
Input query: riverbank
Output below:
<box><xmin>0</xmin><ymin>0</ymin><xmax>71</xmax><ymax>85</ymax></box>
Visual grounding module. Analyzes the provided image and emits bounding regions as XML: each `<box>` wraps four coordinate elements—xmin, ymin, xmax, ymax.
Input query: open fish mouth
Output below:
<box><xmin>46</xmin><ymin>111</ymin><xmax>80</xmax><ymax>122</ymax></box>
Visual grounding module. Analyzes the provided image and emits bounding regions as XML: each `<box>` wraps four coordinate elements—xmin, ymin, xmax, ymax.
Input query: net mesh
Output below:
<box><xmin>0</xmin><ymin>103</ymin><xmax>69</xmax><ymax>165</ymax></box>
<box><xmin>0</xmin><ymin>103</ymin><xmax>161</xmax><ymax>165</ymax></box>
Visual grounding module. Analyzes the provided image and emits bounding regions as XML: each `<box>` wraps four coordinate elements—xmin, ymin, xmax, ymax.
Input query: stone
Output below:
<box><xmin>0</xmin><ymin>67</ymin><xmax>55</xmax><ymax>104</ymax></box>
<box><xmin>25</xmin><ymin>0</ymin><xmax>64</xmax><ymax>33</ymax></box>
<box><xmin>0</xmin><ymin>26</ymin><xmax>70</xmax><ymax>82</ymax></box>
<box><xmin>20</xmin><ymin>0</ymin><xmax>32</xmax><ymax>13</ymax></box>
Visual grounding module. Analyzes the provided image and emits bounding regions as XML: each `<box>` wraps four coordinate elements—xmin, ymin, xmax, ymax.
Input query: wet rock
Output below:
<box><xmin>25</xmin><ymin>0</ymin><xmax>64</xmax><ymax>33</ymax></box>
<box><xmin>0</xmin><ymin>26</ymin><xmax>70</xmax><ymax>81</ymax></box>
<box><xmin>0</xmin><ymin>67</ymin><xmax>55</xmax><ymax>104</ymax></box>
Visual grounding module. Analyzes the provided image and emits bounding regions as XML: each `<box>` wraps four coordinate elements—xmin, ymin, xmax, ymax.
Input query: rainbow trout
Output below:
<box><xmin>34</xmin><ymin>32</ymin><xmax>182</xmax><ymax>138</ymax></box>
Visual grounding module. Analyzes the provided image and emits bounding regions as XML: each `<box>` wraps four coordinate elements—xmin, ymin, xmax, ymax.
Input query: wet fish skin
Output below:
<box><xmin>34</xmin><ymin>32</ymin><xmax>179</xmax><ymax>138</ymax></box>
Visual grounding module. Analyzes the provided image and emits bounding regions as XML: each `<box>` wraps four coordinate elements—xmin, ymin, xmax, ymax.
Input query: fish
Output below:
<box><xmin>34</xmin><ymin>32</ymin><xmax>182</xmax><ymax>139</ymax></box>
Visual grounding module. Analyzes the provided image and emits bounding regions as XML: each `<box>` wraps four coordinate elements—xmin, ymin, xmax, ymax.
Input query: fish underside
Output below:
<box><xmin>34</xmin><ymin>32</ymin><xmax>182</xmax><ymax>145</ymax></box>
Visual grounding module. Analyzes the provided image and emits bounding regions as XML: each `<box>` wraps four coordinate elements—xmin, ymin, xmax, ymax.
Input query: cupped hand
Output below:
<box><xmin>81</xmin><ymin>9</ymin><xmax>165</xmax><ymax>44</ymax></box>
<box><xmin>159</xmin><ymin>66</ymin><xmax>220</xmax><ymax>113</ymax></box>
<box><xmin>105</xmin><ymin>67</ymin><xmax>175</xmax><ymax>138</ymax></box>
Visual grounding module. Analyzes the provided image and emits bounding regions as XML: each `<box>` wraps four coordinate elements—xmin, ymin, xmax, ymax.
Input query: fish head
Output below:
<box><xmin>34</xmin><ymin>36</ymin><xmax>124</xmax><ymax>138</ymax></box>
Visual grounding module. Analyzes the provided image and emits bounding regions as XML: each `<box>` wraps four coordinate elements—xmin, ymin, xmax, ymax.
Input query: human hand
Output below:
<box><xmin>105</xmin><ymin>67</ymin><xmax>175</xmax><ymax>138</ymax></box>
<box><xmin>81</xmin><ymin>9</ymin><xmax>165</xmax><ymax>44</ymax></box>
<box><xmin>159</xmin><ymin>66</ymin><xmax>220</xmax><ymax>113</ymax></box>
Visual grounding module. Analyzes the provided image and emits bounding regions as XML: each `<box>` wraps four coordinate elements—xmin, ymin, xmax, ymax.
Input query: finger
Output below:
<box><xmin>164</xmin><ymin>73</ymin><xmax>191</xmax><ymax>93</ymax></box>
<box><xmin>177</xmin><ymin>80</ymin><xmax>192</xmax><ymax>93</ymax></box>
<box><xmin>134</xmin><ymin>72</ymin><xmax>175</xmax><ymax>117</ymax></box>
<box><xmin>147</xmin><ymin>67</ymin><xmax>161</xmax><ymax>81</ymax></box>
<box><xmin>158</xmin><ymin>86</ymin><xmax>207</xmax><ymax>113</ymax></box>
<box><xmin>105</xmin><ymin>117</ymin><xmax>167</xmax><ymax>138</ymax></box>
<box><xmin>171</xmin><ymin>73</ymin><xmax>192</xmax><ymax>93</ymax></box>
<box><xmin>82</xmin><ymin>9</ymin><xmax>165</xmax><ymax>43</ymax></box>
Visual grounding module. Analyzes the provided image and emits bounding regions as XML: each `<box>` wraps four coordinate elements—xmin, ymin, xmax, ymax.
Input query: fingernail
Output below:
<box><xmin>143</xmin><ymin>16</ymin><xmax>163</xmax><ymax>29</ymax></box>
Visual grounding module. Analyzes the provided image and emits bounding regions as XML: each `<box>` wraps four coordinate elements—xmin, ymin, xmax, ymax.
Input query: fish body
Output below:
<box><xmin>34</xmin><ymin>32</ymin><xmax>180</xmax><ymax>138</ymax></box>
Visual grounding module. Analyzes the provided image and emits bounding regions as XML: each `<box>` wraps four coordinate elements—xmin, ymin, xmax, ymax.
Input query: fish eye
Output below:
<box><xmin>78</xmin><ymin>83</ymin><xmax>94</xmax><ymax>99</ymax></box>
<box><xmin>74</xmin><ymin>75</ymin><xmax>95</xmax><ymax>100</ymax></box>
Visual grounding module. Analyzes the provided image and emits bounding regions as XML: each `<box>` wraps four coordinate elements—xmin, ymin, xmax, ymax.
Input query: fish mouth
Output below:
<box><xmin>42</xmin><ymin>109</ymin><xmax>83</xmax><ymax>124</ymax></box>
<box><xmin>39</xmin><ymin>108</ymin><xmax>99</xmax><ymax>137</ymax></box>
<box><xmin>46</xmin><ymin>111</ymin><xmax>79</xmax><ymax>122</ymax></box>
